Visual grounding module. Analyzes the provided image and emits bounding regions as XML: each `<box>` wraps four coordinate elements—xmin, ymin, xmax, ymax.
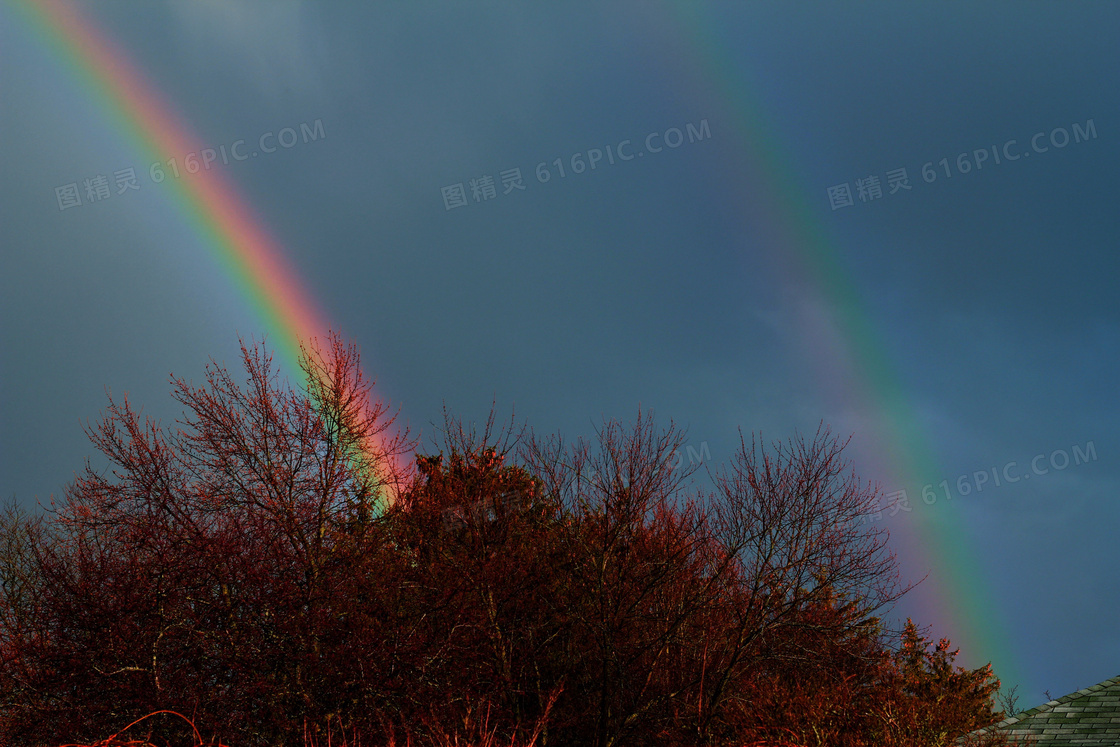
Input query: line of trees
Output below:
<box><xmin>0</xmin><ymin>338</ymin><xmax>1016</xmax><ymax>746</ymax></box>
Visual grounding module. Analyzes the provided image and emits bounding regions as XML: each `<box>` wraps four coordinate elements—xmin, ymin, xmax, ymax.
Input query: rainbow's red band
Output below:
<box><xmin>12</xmin><ymin>0</ymin><xmax>405</xmax><ymax>504</ymax></box>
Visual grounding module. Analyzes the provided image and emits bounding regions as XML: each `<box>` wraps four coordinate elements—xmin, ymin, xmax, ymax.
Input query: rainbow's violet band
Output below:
<box><xmin>10</xmin><ymin>0</ymin><xmax>1020</xmax><ymax>694</ymax></box>
<box><xmin>10</xmin><ymin>0</ymin><xmax>404</xmax><ymax>506</ymax></box>
<box><xmin>660</xmin><ymin>2</ymin><xmax>1019</xmax><ymax>690</ymax></box>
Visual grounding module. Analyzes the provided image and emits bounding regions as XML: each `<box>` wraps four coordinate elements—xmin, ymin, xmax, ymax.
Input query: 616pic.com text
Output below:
<box><xmin>862</xmin><ymin>440</ymin><xmax>1098</xmax><ymax>523</ymax></box>
<box><xmin>827</xmin><ymin>118</ymin><xmax>1097</xmax><ymax>211</ymax></box>
<box><xmin>54</xmin><ymin>119</ymin><xmax>326</xmax><ymax>212</ymax></box>
<box><xmin>441</xmin><ymin>118</ymin><xmax>712</xmax><ymax>211</ymax></box>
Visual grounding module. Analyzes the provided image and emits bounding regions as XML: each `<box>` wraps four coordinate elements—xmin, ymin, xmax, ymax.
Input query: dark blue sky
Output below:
<box><xmin>2</xmin><ymin>1</ymin><xmax>1117</xmax><ymax>708</ymax></box>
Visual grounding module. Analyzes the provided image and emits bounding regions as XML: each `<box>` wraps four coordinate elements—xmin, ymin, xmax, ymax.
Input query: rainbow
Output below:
<box><xmin>11</xmin><ymin>0</ymin><xmax>1021</xmax><ymax>693</ymax></box>
<box><xmin>8</xmin><ymin>0</ymin><xmax>405</xmax><ymax>506</ymax></box>
<box><xmin>659</xmin><ymin>3</ymin><xmax>1022</xmax><ymax>692</ymax></box>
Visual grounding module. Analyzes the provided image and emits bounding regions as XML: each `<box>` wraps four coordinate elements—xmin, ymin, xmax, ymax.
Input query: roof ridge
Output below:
<box><xmin>973</xmin><ymin>673</ymin><xmax>1120</xmax><ymax>732</ymax></box>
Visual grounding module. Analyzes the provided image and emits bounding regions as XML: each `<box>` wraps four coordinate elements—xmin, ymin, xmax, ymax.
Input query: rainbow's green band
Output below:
<box><xmin>9</xmin><ymin>0</ymin><xmax>404</xmax><ymax>507</ymax></box>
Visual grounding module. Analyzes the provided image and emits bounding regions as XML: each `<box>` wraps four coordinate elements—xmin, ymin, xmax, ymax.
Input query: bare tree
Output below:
<box><xmin>0</xmin><ymin>335</ymin><xmax>412</xmax><ymax>745</ymax></box>
<box><xmin>523</xmin><ymin>417</ymin><xmax>909</xmax><ymax>746</ymax></box>
<box><xmin>696</xmin><ymin>424</ymin><xmax>909</xmax><ymax>736</ymax></box>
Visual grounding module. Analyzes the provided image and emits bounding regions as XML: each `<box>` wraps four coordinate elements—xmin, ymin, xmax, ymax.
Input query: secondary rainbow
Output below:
<box><xmin>10</xmin><ymin>0</ymin><xmax>404</xmax><ymax>503</ymax></box>
<box><xmin>658</xmin><ymin>2</ymin><xmax>1022</xmax><ymax>692</ymax></box>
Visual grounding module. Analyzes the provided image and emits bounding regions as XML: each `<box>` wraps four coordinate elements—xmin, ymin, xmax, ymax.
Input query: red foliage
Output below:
<box><xmin>0</xmin><ymin>338</ymin><xmax>1016</xmax><ymax>746</ymax></box>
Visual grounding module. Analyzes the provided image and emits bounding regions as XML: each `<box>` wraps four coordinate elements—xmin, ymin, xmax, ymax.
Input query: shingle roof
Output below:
<box><xmin>969</xmin><ymin>674</ymin><xmax>1120</xmax><ymax>746</ymax></box>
